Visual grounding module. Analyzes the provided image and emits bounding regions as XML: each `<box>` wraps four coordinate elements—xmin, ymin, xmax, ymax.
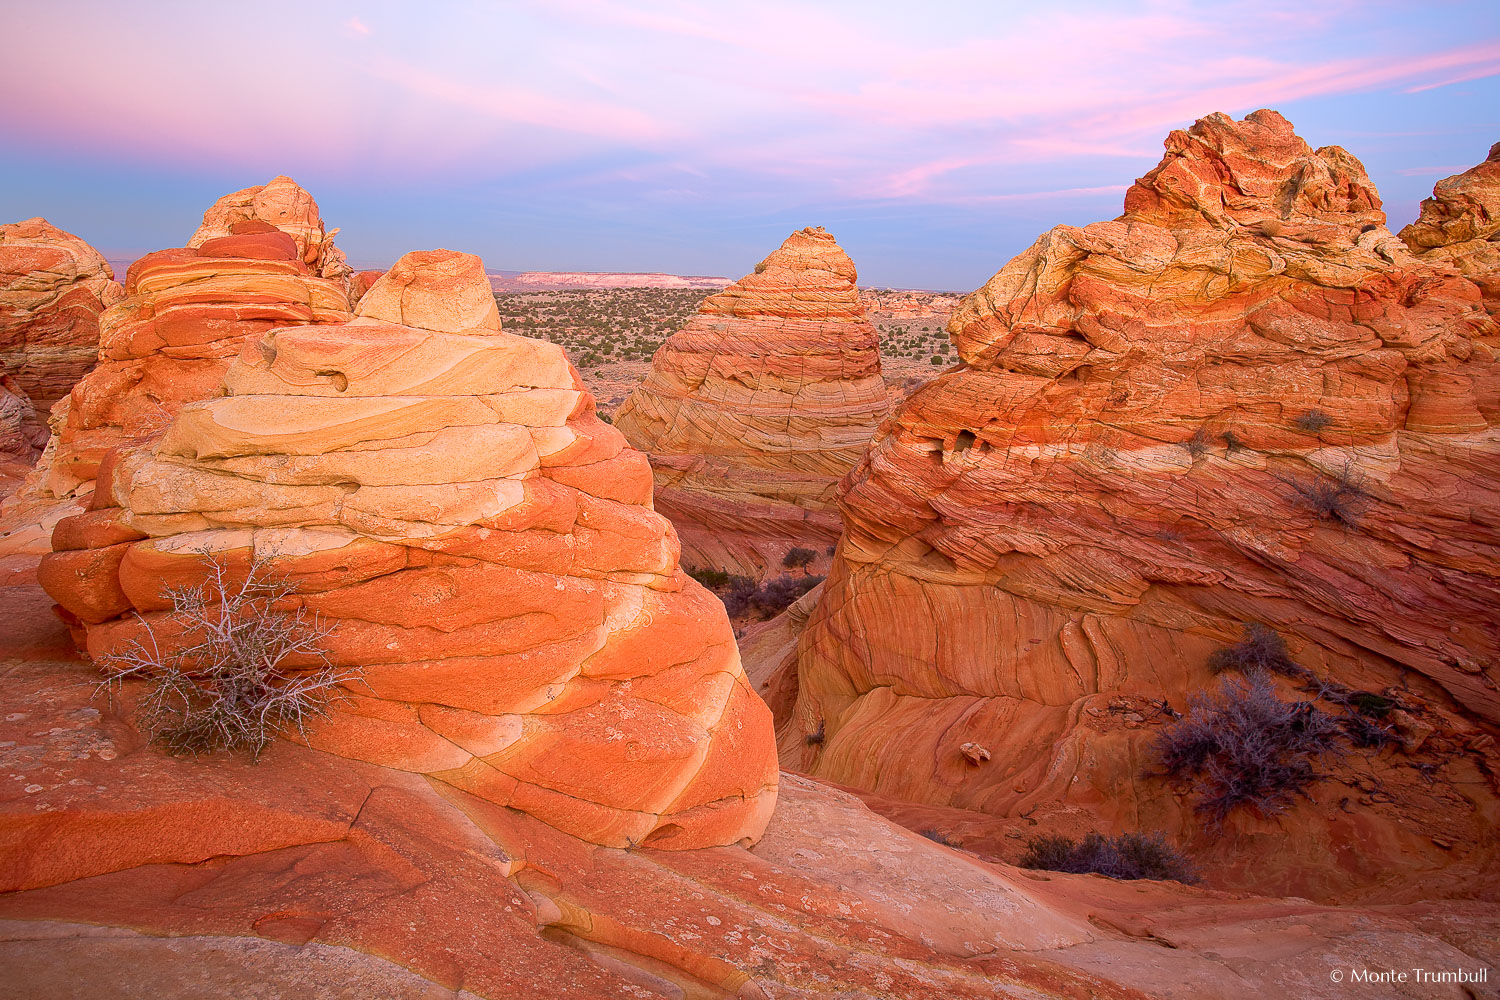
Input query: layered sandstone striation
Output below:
<box><xmin>1400</xmin><ymin>141</ymin><xmax>1500</xmax><ymax>315</ymax></box>
<box><xmin>0</xmin><ymin>218</ymin><xmax>123</xmax><ymax>411</ymax></box>
<box><xmin>0</xmin><ymin>212</ymin><xmax>352</xmax><ymax>586</ymax></box>
<box><xmin>0</xmin><ymin>377</ymin><xmax>47</xmax><ymax>492</ymax></box>
<box><xmin>43</xmin><ymin>228</ymin><xmax>353</xmax><ymax>498</ymax></box>
<box><xmin>40</xmin><ymin>250</ymin><xmax>779</xmax><ymax>850</ymax></box>
<box><xmin>190</xmin><ymin>175</ymin><xmax>352</xmax><ymax>283</ymax></box>
<box><xmin>780</xmin><ymin>111</ymin><xmax>1500</xmax><ymax>899</ymax></box>
<box><xmin>614</xmin><ymin>227</ymin><xmax>888</xmax><ymax>576</ymax></box>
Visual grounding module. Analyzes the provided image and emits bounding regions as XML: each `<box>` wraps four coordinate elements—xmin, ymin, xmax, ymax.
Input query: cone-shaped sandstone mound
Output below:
<box><xmin>190</xmin><ymin>175</ymin><xmax>352</xmax><ymax>283</ymax></box>
<box><xmin>41</xmin><ymin>249</ymin><xmax>779</xmax><ymax>850</ymax></box>
<box><xmin>613</xmin><ymin>227</ymin><xmax>887</xmax><ymax>575</ymax></box>
<box><xmin>781</xmin><ymin>110</ymin><xmax>1500</xmax><ymax>898</ymax></box>
<box><xmin>0</xmin><ymin>218</ymin><xmax>123</xmax><ymax>411</ymax></box>
<box><xmin>1400</xmin><ymin>141</ymin><xmax>1500</xmax><ymax>315</ymax></box>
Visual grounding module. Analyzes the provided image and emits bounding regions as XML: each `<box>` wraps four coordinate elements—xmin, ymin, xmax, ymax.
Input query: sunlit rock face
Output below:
<box><xmin>190</xmin><ymin>175</ymin><xmax>352</xmax><ymax>283</ymax></box>
<box><xmin>43</xmin><ymin>229</ymin><xmax>353</xmax><ymax>499</ymax></box>
<box><xmin>40</xmin><ymin>249</ymin><xmax>779</xmax><ymax>851</ymax></box>
<box><xmin>782</xmin><ymin>110</ymin><xmax>1500</xmax><ymax>898</ymax></box>
<box><xmin>0</xmin><ymin>199</ymin><xmax>355</xmax><ymax>584</ymax></box>
<box><xmin>614</xmin><ymin>227</ymin><xmax>888</xmax><ymax>576</ymax></box>
<box><xmin>1400</xmin><ymin>141</ymin><xmax>1500</xmax><ymax>316</ymax></box>
<box><xmin>0</xmin><ymin>217</ymin><xmax>123</xmax><ymax>412</ymax></box>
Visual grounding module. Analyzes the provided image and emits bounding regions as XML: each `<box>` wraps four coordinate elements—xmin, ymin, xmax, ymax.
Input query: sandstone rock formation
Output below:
<box><xmin>43</xmin><ymin>229</ymin><xmax>354</xmax><ymax>498</ymax></box>
<box><xmin>190</xmin><ymin>175</ymin><xmax>352</xmax><ymax>282</ymax></box>
<box><xmin>347</xmin><ymin>267</ymin><xmax>385</xmax><ymax>308</ymax></box>
<box><xmin>780</xmin><ymin>111</ymin><xmax>1500</xmax><ymax>900</ymax></box>
<box><xmin>40</xmin><ymin>249</ymin><xmax>779</xmax><ymax>851</ymax></box>
<box><xmin>0</xmin><ymin>376</ymin><xmax>47</xmax><ymax>493</ymax></box>
<box><xmin>1400</xmin><ymin>141</ymin><xmax>1500</xmax><ymax>315</ymax></box>
<box><xmin>614</xmin><ymin>227</ymin><xmax>887</xmax><ymax>575</ymax></box>
<box><xmin>0</xmin><ymin>217</ymin><xmax>123</xmax><ymax>410</ymax></box>
<box><xmin>0</xmin><ymin>211</ymin><xmax>353</xmax><ymax>588</ymax></box>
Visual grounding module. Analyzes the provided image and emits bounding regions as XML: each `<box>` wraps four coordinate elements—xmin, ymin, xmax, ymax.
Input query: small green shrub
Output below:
<box><xmin>782</xmin><ymin>547</ymin><xmax>817</xmax><ymax>569</ymax></box>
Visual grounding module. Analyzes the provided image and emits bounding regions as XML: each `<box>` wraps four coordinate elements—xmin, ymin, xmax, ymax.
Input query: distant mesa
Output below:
<box><xmin>777</xmin><ymin>111</ymin><xmax>1500</xmax><ymax>900</ymax></box>
<box><xmin>40</xmin><ymin>248</ymin><xmax>779</xmax><ymax>850</ymax></box>
<box><xmin>613</xmin><ymin>226</ymin><xmax>889</xmax><ymax>576</ymax></box>
<box><xmin>489</xmin><ymin>270</ymin><xmax>731</xmax><ymax>292</ymax></box>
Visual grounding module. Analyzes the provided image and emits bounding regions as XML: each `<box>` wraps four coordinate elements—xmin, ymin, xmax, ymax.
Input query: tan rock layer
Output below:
<box><xmin>615</xmin><ymin>227</ymin><xmax>887</xmax><ymax>575</ymax></box>
<box><xmin>783</xmin><ymin>110</ymin><xmax>1500</xmax><ymax>900</ymax></box>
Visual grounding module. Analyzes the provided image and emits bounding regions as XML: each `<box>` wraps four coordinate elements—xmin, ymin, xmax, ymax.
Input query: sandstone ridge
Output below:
<box><xmin>779</xmin><ymin>110</ymin><xmax>1500</xmax><ymax>900</ymax></box>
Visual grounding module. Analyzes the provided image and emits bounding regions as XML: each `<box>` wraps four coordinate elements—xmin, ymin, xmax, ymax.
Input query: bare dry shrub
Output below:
<box><xmin>1148</xmin><ymin>673</ymin><xmax>1345</xmax><ymax>829</ymax></box>
<box><xmin>1277</xmin><ymin>459</ymin><xmax>1371</xmax><ymax>528</ymax></box>
<box><xmin>1020</xmin><ymin>831</ymin><xmax>1197</xmax><ymax>883</ymax></box>
<box><xmin>1294</xmin><ymin>409</ymin><xmax>1333</xmax><ymax>433</ymax></box>
<box><xmin>97</xmin><ymin>548</ymin><xmax>356</xmax><ymax>758</ymax></box>
<box><xmin>1208</xmin><ymin>622</ymin><xmax>1309</xmax><ymax>681</ymax></box>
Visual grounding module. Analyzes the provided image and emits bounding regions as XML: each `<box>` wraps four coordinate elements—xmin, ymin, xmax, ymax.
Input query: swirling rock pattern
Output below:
<box><xmin>190</xmin><ymin>175</ymin><xmax>352</xmax><ymax>283</ymax></box>
<box><xmin>0</xmin><ymin>205</ymin><xmax>355</xmax><ymax>585</ymax></box>
<box><xmin>43</xmin><ymin>230</ymin><xmax>353</xmax><ymax>498</ymax></box>
<box><xmin>614</xmin><ymin>227</ymin><xmax>887</xmax><ymax>575</ymax></box>
<box><xmin>782</xmin><ymin>111</ymin><xmax>1500</xmax><ymax>897</ymax></box>
<box><xmin>40</xmin><ymin>250</ymin><xmax>779</xmax><ymax>850</ymax></box>
<box><xmin>0</xmin><ymin>218</ymin><xmax>123</xmax><ymax>410</ymax></box>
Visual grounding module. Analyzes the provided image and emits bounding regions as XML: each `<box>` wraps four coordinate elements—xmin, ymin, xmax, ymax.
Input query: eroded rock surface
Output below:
<box><xmin>0</xmin><ymin>217</ymin><xmax>123</xmax><ymax>411</ymax></box>
<box><xmin>0</xmin><ymin>209</ymin><xmax>354</xmax><ymax>586</ymax></box>
<box><xmin>39</xmin><ymin>250</ymin><xmax>779</xmax><ymax>851</ymax></box>
<box><xmin>781</xmin><ymin>110</ymin><xmax>1500</xmax><ymax>900</ymax></box>
<box><xmin>190</xmin><ymin>175</ymin><xmax>352</xmax><ymax>283</ymax></box>
<box><xmin>1400</xmin><ymin>141</ymin><xmax>1500</xmax><ymax>315</ymax></box>
<box><xmin>614</xmin><ymin>227</ymin><xmax>887</xmax><ymax>576</ymax></box>
<box><xmin>0</xmin><ymin>628</ymin><xmax>1492</xmax><ymax>999</ymax></box>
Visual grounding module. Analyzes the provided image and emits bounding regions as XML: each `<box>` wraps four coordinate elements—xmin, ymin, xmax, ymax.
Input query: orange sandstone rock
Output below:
<box><xmin>0</xmin><ymin>200</ymin><xmax>353</xmax><ymax>584</ymax></box>
<box><xmin>190</xmin><ymin>175</ymin><xmax>352</xmax><ymax>282</ymax></box>
<box><xmin>41</xmin><ymin>249</ymin><xmax>779</xmax><ymax>850</ymax></box>
<box><xmin>0</xmin><ymin>634</ymin><xmax>1491</xmax><ymax>999</ymax></box>
<box><xmin>347</xmin><ymin>267</ymin><xmax>385</xmax><ymax>308</ymax></box>
<box><xmin>0</xmin><ymin>218</ymin><xmax>123</xmax><ymax>410</ymax></box>
<box><xmin>1400</xmin><ymin>141</ymin><xmax>1500</xmax><ymax>315</ymax></box>
<box><xmin>42</xmin><ymin>228</ymin><xmax>352</xmax><ymax>498</ymax></box>
<box><xmin>614</xmin><ymin>227</ymin><xmax>888</xmax><ymax>575</ymax></box>
<box><xmin>780</xmin><ymin>111</ymin><xmax>1500</xmax><ymax>900</ymax></box>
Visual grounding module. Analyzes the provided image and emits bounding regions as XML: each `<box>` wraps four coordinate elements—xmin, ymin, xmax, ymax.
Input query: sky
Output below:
<box><xmin>2</xmin><ymin>0</ymin><xmax>1498</xmax><ymax>290</ymax></box>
